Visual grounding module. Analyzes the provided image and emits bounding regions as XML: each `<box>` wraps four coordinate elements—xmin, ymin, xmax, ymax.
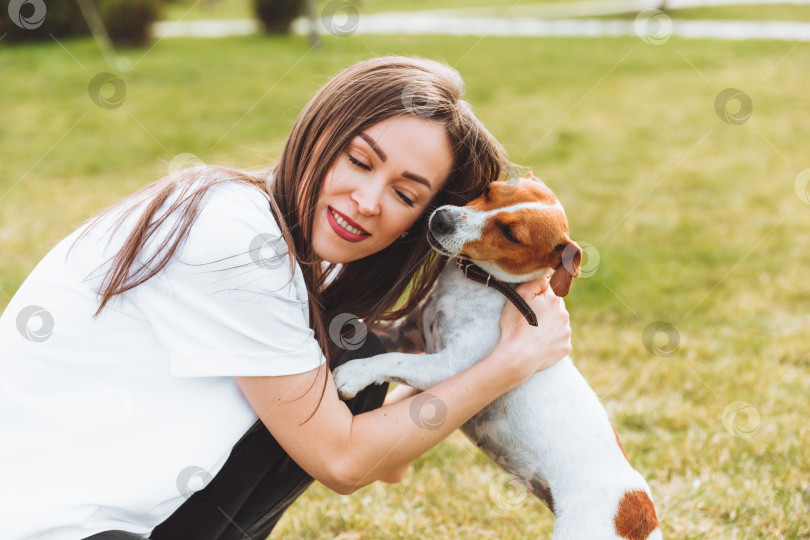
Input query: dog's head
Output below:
<box><xmin>427</xmin><ymin>171</ymin><xmax>581</xmax><ymax>296</ymax></box>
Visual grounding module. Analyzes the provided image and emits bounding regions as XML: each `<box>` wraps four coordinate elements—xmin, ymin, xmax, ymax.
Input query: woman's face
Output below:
<box><xmin>311</xmin><ymin>115</ymin><xmax>454</xmax><ymax>263</ymax></box>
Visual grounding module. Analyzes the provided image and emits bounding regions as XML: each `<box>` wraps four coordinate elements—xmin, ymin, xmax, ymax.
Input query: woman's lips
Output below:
<box><xmin>329</xmin><ymin>206</ymin><xmax>369</xmax><ymax>234</ymax></box>
<box><xmin>327</xmin><ymin>206</ymin><xmax>370</xmax><ymax>243</ymax></box>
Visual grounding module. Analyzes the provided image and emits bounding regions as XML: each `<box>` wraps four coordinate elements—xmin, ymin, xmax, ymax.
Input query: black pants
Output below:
<box><xmin>84</xmin><ymin>333</ymin><xmax>389</xmax><ymax>540</ymax></box>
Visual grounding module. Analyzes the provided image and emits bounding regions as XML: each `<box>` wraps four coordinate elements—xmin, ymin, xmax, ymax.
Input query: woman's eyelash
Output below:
<box><xmin>396</xmin><ymin>191</ymin><xmax>415</xmax><ymax>207</ymax></box>
<box><xmin>347</xmin><ymin>154</ymin><xmax>370</xmax><ymax>170</ymax></box>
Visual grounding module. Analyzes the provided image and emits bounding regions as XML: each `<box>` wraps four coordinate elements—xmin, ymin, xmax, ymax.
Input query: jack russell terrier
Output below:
<box><xmin>332</xmin><ymin>172</ymin><xmax>662</xmax><ymax>539</ymax></box>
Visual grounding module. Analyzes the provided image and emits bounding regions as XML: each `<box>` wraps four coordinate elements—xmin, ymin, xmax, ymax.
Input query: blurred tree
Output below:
<box><xmin>97</xmin><ymin>0</ymin><xmax>162</xmax><ymax>47</ymax></box>
<box><xmin>253</xmin><ymin>0</ymin><xmax>303</xmax><ymax>34</ymax></box>
<box><xmin>1</xmin><ymin>0</ymin><xmax>161</xmax><ymax>47</ymax></box>
<box><xmin>1</xmin><ymin>1</ymin><xmax>89</xmax><ymax>42</ymax></box>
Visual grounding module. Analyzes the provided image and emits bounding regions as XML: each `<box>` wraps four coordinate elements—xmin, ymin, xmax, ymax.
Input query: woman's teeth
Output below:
<box><xmin>330</xmin><ymin>208</ymin><xmax>367</xmax><ymax>236</ymax></box>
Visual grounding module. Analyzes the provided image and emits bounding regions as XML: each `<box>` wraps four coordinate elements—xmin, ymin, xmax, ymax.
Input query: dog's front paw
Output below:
<box><xmin>333</xmin><ymin>360</ymin><xmax>375</xmax><ymax>399</ymax></box>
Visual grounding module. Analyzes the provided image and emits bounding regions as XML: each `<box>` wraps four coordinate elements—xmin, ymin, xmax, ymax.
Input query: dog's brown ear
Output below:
<box><xmin>549</xmin><ymin>241</ymin><xmax>582</xmax><ymax>297</ymax></box>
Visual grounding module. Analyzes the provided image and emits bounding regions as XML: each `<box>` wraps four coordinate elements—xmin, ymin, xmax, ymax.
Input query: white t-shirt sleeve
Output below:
<box><xmin>129</xmin><ymin>181</ymin><xmax>327</xmax><ymax>377</ymax></box>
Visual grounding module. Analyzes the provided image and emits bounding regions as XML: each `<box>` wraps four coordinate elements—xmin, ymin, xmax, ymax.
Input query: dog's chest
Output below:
<box><xmin>421</xmin><ymin>262</ymin><xmax>506</xmax><ymax>364</ymax></box>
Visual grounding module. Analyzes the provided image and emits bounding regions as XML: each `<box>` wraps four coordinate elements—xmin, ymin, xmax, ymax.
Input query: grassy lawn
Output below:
<box><xmin>2</xmin><ymin>29</ymin><xmax>809</xmax><ymax>539</ymax></box>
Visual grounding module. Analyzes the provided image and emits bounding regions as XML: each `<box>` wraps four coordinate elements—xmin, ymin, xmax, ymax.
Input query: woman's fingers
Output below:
<box><xmin>514</xmin><ymin>275</ymin><xmax>551</xmax><ymax>299</ymax></box>
<box><xmin>501</xmin><ymin>277</ymin><xmax>558</xmax><ymax>332</ymax></box>
<box><xmin>497</xmin><ymin>274</ymin><xmax>572</xmax><ymax>380</ymax></box>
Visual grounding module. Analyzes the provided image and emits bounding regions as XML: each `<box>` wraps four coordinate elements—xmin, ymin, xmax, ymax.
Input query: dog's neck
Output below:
<box><xmin>453</xmin><ymin>258</ymin><xmax>539</xmax><ymax>327</ymax></box>
<box><xmin>461</xmin><ymin>258</ymin><xmax>552</xmax><ymax>285</ymax></box>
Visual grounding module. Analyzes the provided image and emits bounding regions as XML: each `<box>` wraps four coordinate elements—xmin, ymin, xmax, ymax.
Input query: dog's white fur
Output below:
<box><xmin>333</xmin><ymin>175</ymin><xmax>661</xmax><ymax>539</ymax></box>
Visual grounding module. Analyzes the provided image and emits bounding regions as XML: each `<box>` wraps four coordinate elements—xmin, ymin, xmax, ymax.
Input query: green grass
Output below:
<box><xmin>2</xmin><ymin>30</ymin><xmax>810</xmax><ymax>539</ymax></box>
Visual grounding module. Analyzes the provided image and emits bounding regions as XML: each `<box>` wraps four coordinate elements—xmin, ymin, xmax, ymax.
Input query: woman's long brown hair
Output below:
<box><xmin>71</xmin><ymin>55</ymin><xmax>509</xmax><ymax>420</ymax></box>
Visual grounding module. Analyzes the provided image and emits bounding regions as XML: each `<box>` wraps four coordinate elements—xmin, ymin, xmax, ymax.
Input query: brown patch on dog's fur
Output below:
<box><xmin>614</xmin><ymin>490</ymin><xmax>659</xmax><ymax>540</ymax></box>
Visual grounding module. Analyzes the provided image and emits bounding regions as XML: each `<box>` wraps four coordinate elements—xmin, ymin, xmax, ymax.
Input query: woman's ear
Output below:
<box><xmin>549</xmin><ymin>241</ymin><xmax>581</xmax><ymax>297</ymax></box>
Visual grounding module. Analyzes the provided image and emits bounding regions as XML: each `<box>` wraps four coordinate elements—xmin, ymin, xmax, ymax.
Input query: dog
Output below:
<box><xmin>332</xmin><ymin>172</ymin><xmax>661</xmax><ymax>539</ymax></box>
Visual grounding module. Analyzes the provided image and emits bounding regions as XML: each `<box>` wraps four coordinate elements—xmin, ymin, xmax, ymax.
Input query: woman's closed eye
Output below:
<box><xmin>346</xmin><ymin>152</ymin><xmax>416</xmax><ymax>207</ymax></box>
<box><xmin>347</xmin><ymin>154</ymin><xmax>371</xmax><ymax>171</ymax></box>
<box><xmin>396</xmin><ymin>191</ymin><xmax>415</xmax><ymax>207</ymax></box>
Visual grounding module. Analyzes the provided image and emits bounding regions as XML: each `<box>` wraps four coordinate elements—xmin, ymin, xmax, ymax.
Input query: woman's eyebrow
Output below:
<box><xmin>358</xmin><ymin>133</ymin><xmax>387</xmax><ymax>162</ymax></box>
<box><xmin>402</xmin><ymin>172</ymin><xmax>432</xmax><ymax>190</ymax></box>
<box><xmin>357</xmin><ymin>132</ymin><xmax>433</xmax><ymax>191</ymax></box>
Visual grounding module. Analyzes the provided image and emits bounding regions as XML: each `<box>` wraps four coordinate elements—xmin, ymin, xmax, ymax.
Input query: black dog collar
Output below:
<box><xmin>455</xmin><ymin>258</ymin><xmax>538</xmax><ymax>326</ymax></box>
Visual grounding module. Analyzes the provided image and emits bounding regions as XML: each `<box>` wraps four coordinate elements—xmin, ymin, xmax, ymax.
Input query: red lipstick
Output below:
<box><xmin>327</xmin><ymin>206</ymin><xmax>370</xmax><ymax>243</ymax></box>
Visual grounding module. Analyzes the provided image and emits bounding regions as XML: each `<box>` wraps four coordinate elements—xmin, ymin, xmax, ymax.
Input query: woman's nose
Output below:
<box><xmin>351</xmin><ymin>181</ymin><xmax>383</xmax><ymax>216</ymax></box>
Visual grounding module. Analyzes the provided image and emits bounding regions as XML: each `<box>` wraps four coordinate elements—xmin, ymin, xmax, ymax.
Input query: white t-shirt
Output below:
<box><xmin>0</xmin><ymin>171</ymin><xmax>326</xmax><ymax>539</ymax></box>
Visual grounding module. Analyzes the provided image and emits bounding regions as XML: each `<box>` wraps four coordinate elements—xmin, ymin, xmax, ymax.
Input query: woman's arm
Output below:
<box><xmin>382</xmin><ymin>383</ymin><xmax>421</xmax><ymax>406</ymax></box>
<box><xmin>374</xmin><ymin>384</ymin><xmax>420</xmax><ymax>484</ymax></box>
<box><xmin>235</xmin><ymin>345</ymin><xmax>522</xmax><ymax>494</ymax></box>
<box><xmin>235</xmin><ymin>277</ymin><xmax>570</xmax><ymax>495</ymax></box>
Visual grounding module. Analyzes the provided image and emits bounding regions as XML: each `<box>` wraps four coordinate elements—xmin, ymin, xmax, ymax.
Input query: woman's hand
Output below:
<box><xmin>495</xmin><ymin>275</ymin><xmax>572</xmax><ymax>384</ymax></box>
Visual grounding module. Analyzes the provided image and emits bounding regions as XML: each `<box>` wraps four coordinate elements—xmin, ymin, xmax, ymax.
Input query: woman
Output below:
<box><xmin>0</xmin><ymin>56</ymin><xmax>571</xmax><ymax>539</ymax></box>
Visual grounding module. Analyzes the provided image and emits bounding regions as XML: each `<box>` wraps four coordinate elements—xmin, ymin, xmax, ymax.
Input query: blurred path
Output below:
<box><xmin>153</xmin><ymin>17</ymin><xmax>810</xmax><ymax>41</ymax></box>
<box><xmin>431</xmin><ymin>0</ymin><xmax>810</xmax><ymax>17</ymax></box>
<box><xmin>153</xmin><ymin>0</ymin><xmax>810</xmax><ymax>41</ymax></box>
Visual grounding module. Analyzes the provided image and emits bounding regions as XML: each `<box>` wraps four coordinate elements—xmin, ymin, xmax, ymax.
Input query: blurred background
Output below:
<box><xmin>2</xmin><ymin>0</ymin><xmax>809</xmax><ymax>537</ymax></box>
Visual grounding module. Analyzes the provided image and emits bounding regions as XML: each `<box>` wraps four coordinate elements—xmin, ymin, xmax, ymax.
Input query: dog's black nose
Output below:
<box><xmin>431</xmin><ymin>208</ymin><xmax>455</xmax><ymax>235</ymax></box>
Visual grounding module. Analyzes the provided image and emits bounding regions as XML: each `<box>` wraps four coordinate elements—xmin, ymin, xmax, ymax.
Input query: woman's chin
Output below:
<box><xmin>313</xmin><ymin>243</ymin><xmax>354</xmax><ymax>265</ymax></box>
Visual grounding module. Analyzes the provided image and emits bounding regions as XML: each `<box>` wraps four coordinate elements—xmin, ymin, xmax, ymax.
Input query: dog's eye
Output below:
<box><xmin>501</xmin><ymin>224</ymin><xmax>520</xmax><ymax>244</ymax></box>
<box><xmin>484</xmin><ymin>185</ymin><xmax>491</xmax><ymax>199</ymax></box>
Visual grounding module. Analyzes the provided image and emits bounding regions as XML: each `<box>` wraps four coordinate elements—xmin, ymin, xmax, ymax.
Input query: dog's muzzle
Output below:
<box><xmin>430</xmin><ymin>208</ymin><xmax>456</xmax><ymax>236</ymax></box>
<box><xmin>427</xmin><ymin>207</ymin><xmax>462</xmax><ymax>256</ymax></box>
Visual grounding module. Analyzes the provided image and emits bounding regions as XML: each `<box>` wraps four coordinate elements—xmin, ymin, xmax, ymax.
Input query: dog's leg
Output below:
<box><xmin>332</xmin><ymin>351</ymin><xmax>457</xmax><ymax>399</ymax></box>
